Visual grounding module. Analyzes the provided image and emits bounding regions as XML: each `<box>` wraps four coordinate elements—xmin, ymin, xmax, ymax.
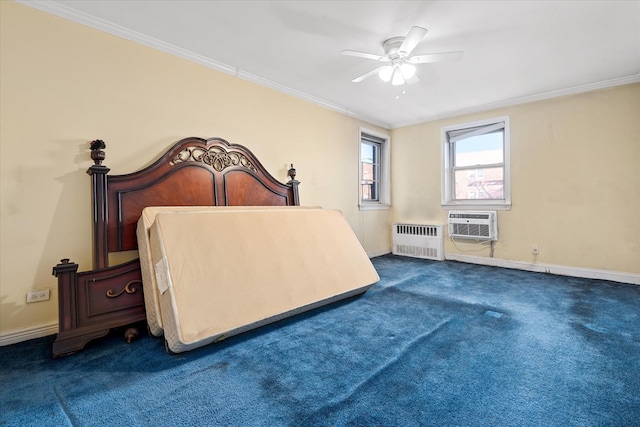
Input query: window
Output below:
<box><xmin>361</xmin><ymin>139</ymin><xmax>379</xmax><ymax>201</ymax></box>
<box><xmin>359</xmin><ymin>129</ymin><xmax>390</xmax><ymax>210</ymax></box>
<box><xmin>441</xmin><ymin>116</ymin><xmax>511</xmax><ymax>210</ymax></box>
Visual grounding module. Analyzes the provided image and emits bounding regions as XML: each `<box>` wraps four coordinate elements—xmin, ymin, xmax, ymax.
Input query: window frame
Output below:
<box><xmin>359</xmin><ymin>128</ymin><xmax>390</xmax><ymax>210</ymax></box>
<box><xmin>441</xmin><ymin>116</ymin><xmax>511</xmax><ymax>210</ymax></box>
<box><xmin>360</xmin><ymin>139</ymin><xmax>380</xmax><ymax>202</ymax></box>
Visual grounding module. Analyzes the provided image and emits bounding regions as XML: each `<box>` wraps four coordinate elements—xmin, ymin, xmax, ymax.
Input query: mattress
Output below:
<box><xmin>148</xmin><ymin>209</ymin><xmax>379</xmax><ymax>353</ymax></box>
<box><xmin>136</xmin><ymin>206</ymin><xmax>321</xmax><ymax>336</ymax></box>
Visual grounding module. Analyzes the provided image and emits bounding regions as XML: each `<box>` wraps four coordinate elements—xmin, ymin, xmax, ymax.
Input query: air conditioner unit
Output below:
<box><xmin>447</xmin><ymin>211</ymin><xmax>498</xmax><ymax>241</ymax></box>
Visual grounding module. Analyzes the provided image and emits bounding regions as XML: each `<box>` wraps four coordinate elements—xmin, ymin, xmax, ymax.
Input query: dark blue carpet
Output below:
<box><xmin>1</xmin><ymin>255</ymin><xmax>639</xmax><ymax>426</ymax></box>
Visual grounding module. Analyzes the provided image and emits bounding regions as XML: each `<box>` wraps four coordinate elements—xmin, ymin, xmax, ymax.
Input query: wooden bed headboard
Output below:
<box><xmin>52</xmin><ymin>137</ymin><xmax>299</xmax><ymax>357</ymax></box>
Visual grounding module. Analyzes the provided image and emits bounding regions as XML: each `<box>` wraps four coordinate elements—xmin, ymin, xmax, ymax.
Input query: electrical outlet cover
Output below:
<box><xmin>26</xmin><ymin>289</ymin><xmax>50</xmax><ymax>303</ymax></box>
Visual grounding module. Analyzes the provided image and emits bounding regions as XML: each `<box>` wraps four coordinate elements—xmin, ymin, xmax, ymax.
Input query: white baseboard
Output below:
<box><xmin>445</xmin><ymin>253</ymin><xmax>640</xmax><ymax>285</ymax></box>
<box><xmin>0</xmin><ymin>322</ymin><xmax>58</xmax><ymax>347</ymax></box>
<box><xmin>368</xmin><ymin>249</ymin><xmax>392</xmax><ymax>258</ymax></box>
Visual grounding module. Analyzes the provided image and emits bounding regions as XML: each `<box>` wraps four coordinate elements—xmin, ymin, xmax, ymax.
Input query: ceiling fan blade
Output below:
<box><xmin>342</xmin><ymin>49</ymin><xmax>390</xmax><ymax>62</ymax></box>
<box><xmin>352</xmin><ymin>66</ymin><xmax>386</xmax><ymax>83</ymax></box>
<box><xmin>399</xmin><ymin>26</ymin><xmax>428</xmax><ymax>57</ymax></box>
<box><xmin>409</xmin><ymin>51</ymin><xmax>464</xmax><ymax>64</ymax></box>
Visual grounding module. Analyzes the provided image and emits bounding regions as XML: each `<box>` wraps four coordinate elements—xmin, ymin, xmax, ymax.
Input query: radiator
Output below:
<box><xmin>392</xmin><ymin>224</ymin><xmax>444</xmax><ymax>261</ymax></box>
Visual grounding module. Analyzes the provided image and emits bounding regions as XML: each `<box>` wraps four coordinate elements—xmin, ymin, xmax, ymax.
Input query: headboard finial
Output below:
<box><xmin>90</xmin><ymin>140</ymin><xmax>107</xmax><ymax>166</ymax></box>
<box><xmin>288</xmin><ymin>163</ymin><xmax>296</xmax><ymax>182</ymax></box>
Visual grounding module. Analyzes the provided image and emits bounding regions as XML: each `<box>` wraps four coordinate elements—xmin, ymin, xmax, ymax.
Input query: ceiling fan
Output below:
<box><xmin>342</xmin><ymin>26</ymin><xmax>463</xmax><ymax>85</ymax></box>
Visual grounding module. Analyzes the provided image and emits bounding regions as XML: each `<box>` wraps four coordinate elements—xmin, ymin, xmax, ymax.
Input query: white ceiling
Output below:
<box><xmin>21</xmin><ymin>0</ymin><xmax>640</xmax><ymax>129</ymax></box>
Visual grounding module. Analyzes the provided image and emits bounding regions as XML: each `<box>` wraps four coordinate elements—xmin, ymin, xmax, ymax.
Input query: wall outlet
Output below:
<box><xmin>26</xmin><ymin>289</ymin><xmax>50</xmax><ymax>303</ymax></box>
<box><xmin>532</xmin><ymin>245</ymin><xmax>539</xmax><ymax>255</ymax></box>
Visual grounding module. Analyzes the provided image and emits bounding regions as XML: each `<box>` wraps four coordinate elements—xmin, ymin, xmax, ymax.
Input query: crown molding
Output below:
<box><xmin>16</xmin><ymin>0</ymin><xmax>637</xmax><ymax>131</ymax></box>
<box><xmin>15</xmin><ymin>0</ymin><xmax>391</xmax><ymax>129</ymax></box>
<box><xmin>393</xmin><ymin>74</ymin><xmax>640</xmax><ymax>128</ymax></box>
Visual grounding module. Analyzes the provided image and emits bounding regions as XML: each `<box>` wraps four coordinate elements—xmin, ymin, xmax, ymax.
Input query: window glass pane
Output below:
<box><xmin>361</xmin><ymin>142</ymin><xmax>375</xmax><ymax>163</ymax></box>
<box><xmin>454</xmin><ymin>131</ymin><xmax>503</xmax><ymax>167</ymax></box>
<box><xmin>454</xmin><ymin>166</ymin><xmax>504</xmax><ymax>200</ymax></box>
<box><xmin>362</xmin><ymin>162</ymin><xmax>376</xmax><ymax>181</ymax></box>
<box><xmin>361</xmin><ymin>140</ymin><xmax>379</xmax><ymax>202</ymax></box>
<box><xmin>361</xmin><ymin>183</ymin><xmax>377</xmax><ymax>201</ymax></box>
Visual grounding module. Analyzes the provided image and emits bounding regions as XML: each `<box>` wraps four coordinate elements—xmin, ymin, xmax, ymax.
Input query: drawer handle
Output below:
<box><xmin>106</xmin><ymin>280</ymin><xmax>141</xmax><ymax>298</ymax></box>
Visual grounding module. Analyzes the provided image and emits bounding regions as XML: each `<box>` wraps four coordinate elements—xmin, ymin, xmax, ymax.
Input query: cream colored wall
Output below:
<box><xmin>391</xmin><ymin>83</ymin><xmax>640</xmax><ymax>274</ymax></box>
<box><xmin>0</xmin><ymin>2</ymin><xmax>390</xmax><ymax>335</ymax></box>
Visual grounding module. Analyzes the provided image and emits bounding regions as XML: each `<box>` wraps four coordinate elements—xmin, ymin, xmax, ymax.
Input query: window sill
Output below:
<box><xmin>359</xmin><ymin>203</ymin><xmax>391</xmax><ymax>211</ymax></box>
<box><xmin>441</xmin><ymin>202</ymin><xmax>511</xmax><ymax>211</ymax></box>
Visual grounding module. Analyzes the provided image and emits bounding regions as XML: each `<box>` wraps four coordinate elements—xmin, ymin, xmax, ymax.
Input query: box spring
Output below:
<box><xmin>137</xmin><ymin>206</ymin><xmax>321</xmax><ymax>337</ymax></box>
<box><xmin>147</xmin><ymin>208</ymin><xmax>379</xmax><ymax>353</ymax></box>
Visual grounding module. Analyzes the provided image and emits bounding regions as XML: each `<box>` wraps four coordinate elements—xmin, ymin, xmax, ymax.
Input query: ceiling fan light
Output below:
<box><xmin>400</xmin><ymin>63</ymin><xmax>416</xmax><ymax>79</ymax></box>
<box><xmin>391</xmin><ymin>68</ymin><xmax>405</xmax><ymax>86</ymax></box>
<box><xmin>378</xmin><ymin>66</ymin><xmax>394</xmax><ymax>82</ymax></box>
